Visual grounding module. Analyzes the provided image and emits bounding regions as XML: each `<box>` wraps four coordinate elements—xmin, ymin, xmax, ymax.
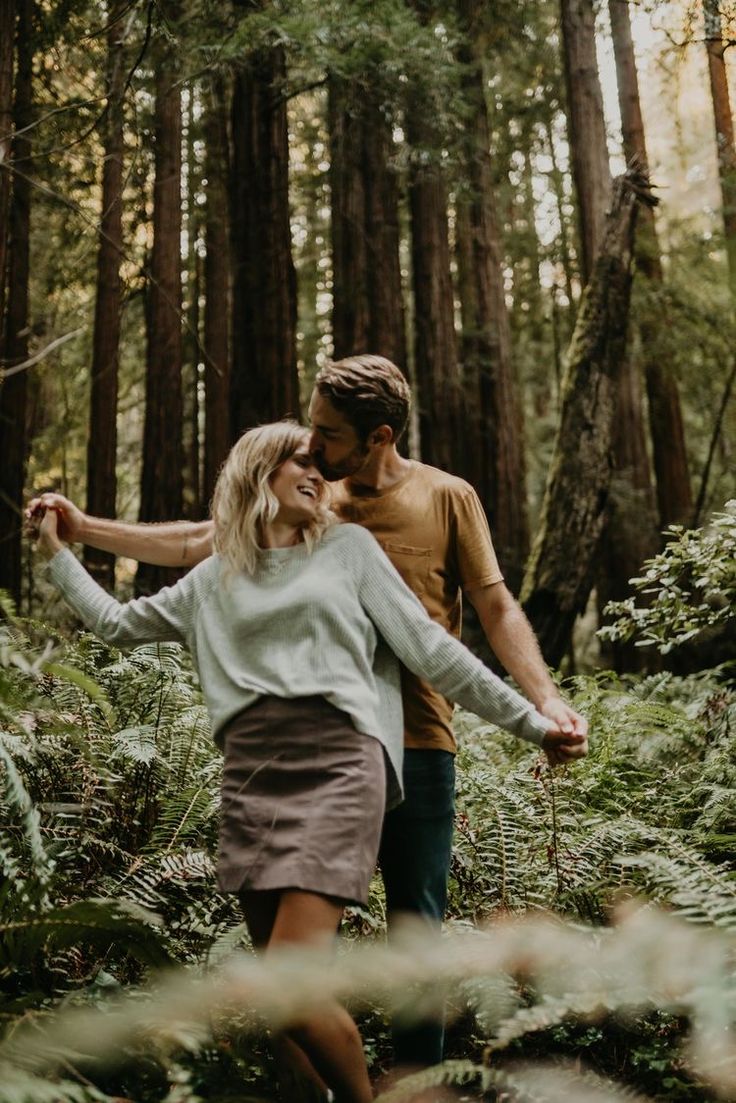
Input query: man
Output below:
<box><xmin>29</xmin><ymin>354</ymin><xmax>588</xmax><ymax>1071</ymax></box>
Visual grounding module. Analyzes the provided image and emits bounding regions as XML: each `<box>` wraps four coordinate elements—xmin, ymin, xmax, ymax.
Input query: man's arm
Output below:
<box><xmin>26</xmin><ymin>493</ymin><xmax>214</xmax><ymax>568</ymax></box>
<box><xmin>465</xmin><ymin>581</ymin><xmax>588</xmax><ymax>740</ymax></box>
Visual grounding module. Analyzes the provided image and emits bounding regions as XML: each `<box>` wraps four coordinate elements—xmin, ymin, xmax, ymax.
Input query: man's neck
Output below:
<box><xmin>347</xmin><ymin>446</ymin><xmax>412</xmax><ymax>492</ymax></box>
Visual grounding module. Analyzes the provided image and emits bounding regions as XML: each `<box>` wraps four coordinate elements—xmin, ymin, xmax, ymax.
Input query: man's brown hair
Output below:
<box><xmin>315</xmin><ymin>355</ymin><xmax>411</xmax><ymax>444</ymax></box>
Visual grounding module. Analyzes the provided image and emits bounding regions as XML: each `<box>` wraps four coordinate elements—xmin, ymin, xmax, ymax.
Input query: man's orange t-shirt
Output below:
<box><xmin>330</xmin><ymin>461</ymin><xmax>503</xmax><ymax>753</ymax></box>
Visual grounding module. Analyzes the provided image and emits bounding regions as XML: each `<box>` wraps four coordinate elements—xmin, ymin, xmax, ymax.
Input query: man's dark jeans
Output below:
<box><xmin>378</xmin><ymin>748</ymin><xmax>455</xmax><ymax>1068</ymax></box>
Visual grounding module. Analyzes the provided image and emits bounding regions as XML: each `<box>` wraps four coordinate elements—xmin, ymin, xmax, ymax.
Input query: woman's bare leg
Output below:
<box><xmin>240</xmin><ymin>890</ymin><xmax>329</xmax><ymax>1101</ymax></box>
<box><xmin>266</xmin><ymin>890</ymin><xmax>372</xmax><ymax>1103</ymax></box>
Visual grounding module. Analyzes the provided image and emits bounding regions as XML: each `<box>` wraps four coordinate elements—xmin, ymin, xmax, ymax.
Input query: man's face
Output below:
<box><xmin>307</xmin><ymin>390</ymin><xmax>371</xmax><ymax>481</ymax></box>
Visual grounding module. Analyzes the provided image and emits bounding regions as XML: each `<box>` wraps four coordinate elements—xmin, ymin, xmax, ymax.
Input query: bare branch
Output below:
<box><xmin>0</xmin><ymin>329</ymin><xmax>85</xmax><ymax>380</ymax></box>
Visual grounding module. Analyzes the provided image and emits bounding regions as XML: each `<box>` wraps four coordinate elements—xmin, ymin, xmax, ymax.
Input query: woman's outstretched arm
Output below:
<box><xmin>37</xmin><ymin>508</ymin><xmax>208</xmax><ymax>649</ymax></box>
<box><xmin>350</xmin><ymin>526</ymin><xmax>588</xmax><ymax>762</ymax></box>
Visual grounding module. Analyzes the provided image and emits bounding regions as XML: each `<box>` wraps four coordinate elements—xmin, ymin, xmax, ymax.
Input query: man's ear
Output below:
<box><xmin>368</xmin><ymin>424</ymin><xmax>394</xmax><ymax>447</ymax></box>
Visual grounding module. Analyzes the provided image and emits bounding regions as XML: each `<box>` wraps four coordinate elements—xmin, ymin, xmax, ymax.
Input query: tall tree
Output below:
<box><xmin>561</xmin><ymin>0</ymin><xmax>657</xmax><ymax>668</ymax></box>
<box><xmin>230</xmin><ymin>40</ymin><xmax>298</xmax><ymax>436</ymax></box>
<box><xmin>0</xmin><ymin>0</ymin><xmax>32</xmax><ymax>606</ymax></box>
<box><xmin>703</xmin><ymin>0</ymin><xmax>736</xmax><ymax>294</ymax></box>
<box><xmin>406</xmin><ymin>117</ymin><xmax>463</xmax><ymax>472</ymax></box>
<box><xmin>84</xmin><ymin>1</ymin><xmax>127</xmax><ymax>588</ymax></box>
<box><xmin>455</xmin><ymin>0</ymin><xmax>528</xmax><ymax>592</ymax></box>
<box><xmin>0</xmin><ymin>0</ymin><xmax>15</xmax><ymax>327</ymax></box>
<box><xmin>182</xmin><ymin>85</ymin><xmax>202</xmax><ymax>519</ymax></box>
<box><xmin>608</xmin><ymin>0</ymin><xmax>692</xmax><ymax>528</ymax></box>
<box><xmin>138</xmin><ymin>14</ymin><xmax>184</xmax><ymax>594</ymax></box>
<box><xmin>560</xmin><ymin>0</ymin><xmax>611</xmax><ymax>285</ymax></box>
<box><xmin>521</xmin><ymin>171</ymin><xmax>656</xmax><ymax>666</ymax></box>
<box><xmin>328</xmin><ymin>77</ymin><xmax>406</xmax><ymax>372</ymax></box>
<box><xmin>403</xmin><ymin>9</ymin><xmax>464</xmax><ymax>471</ymax></box>
<box><xmin>202</xmin><ymin>73</ymin><xmax>231</xmax><ymax>508</ymax></box>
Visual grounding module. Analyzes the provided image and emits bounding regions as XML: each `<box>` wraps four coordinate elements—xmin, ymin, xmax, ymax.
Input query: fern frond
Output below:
<box><xmin>0</xmin><ymin>742</ymin><xmax>54</xmax><ymax>892</ymax></box>
<box><xmin>0</xmin><ymin>898</ymin><xmax>169</xmax><ymax>972</ymax></box>
<box><xmin>617</xmin><ymin>843</ymin><xmax>736</xmax><ymax>928</ymax></box>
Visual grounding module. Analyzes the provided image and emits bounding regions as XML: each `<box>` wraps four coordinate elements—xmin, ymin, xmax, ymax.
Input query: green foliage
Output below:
<box><xmin>3</xmin><ymin>609</ymin><xmax>736</xmax><ymax>1100</ymax></box>
<box><xmin>600</xmin><ymin>502</ymin><xmax>736</xmax><ymax>656</ymax></box>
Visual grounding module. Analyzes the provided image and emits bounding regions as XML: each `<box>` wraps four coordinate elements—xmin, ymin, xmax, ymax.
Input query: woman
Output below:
<box><xmin>37</xmin><ymin>421</ymin><xmax>578</xmax><ymax>1103</ymax></box>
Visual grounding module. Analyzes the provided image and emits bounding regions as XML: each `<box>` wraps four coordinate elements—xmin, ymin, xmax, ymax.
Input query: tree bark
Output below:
<box><xmin>182</xmin><ymin>85</ymin><xmax>202</xmax><ymax>520</ymax></box>
<box><xmin>560</xmin><ymin>0</ymin><xmax>612</xmax><ymax>284</ymax></box>
<box><xmin>597</xmin><ymin>350</ymin><xmax>660</xmax><ymax>670</ymax></box>
<box><xmin>406</xmin><ymin>91</ymin><xmax>463</xmax><ymax>472</ymax></box>
<box><xmin>455</xmin><ymin>0</ymin><xmax>528</xmax><ymax>593</ymax></box>
<box><xmin>84</xmin><ymin>2</ymin><xmax>126</xmax><ymax>589</ymax></box>
<box><xmin>0</xmin><ymin>0</ymin><xmax>16</xmax><ymax>328</ymax></box>
<box><xmin>609</xmin><ymin>0</ymin><xmax>692</xmax><ymax>528</ymax></box>
<box><xmin>202</xmin><ymin>74</ymin><xmax>231</xmax><ymax>508</ymax></box>
<box><xmin>328</xmin><ymin>78</ymin><xmax>407</xmax><ymax>372</ymax></box>
<box><xmin>0</xmin><ymin>0</ymin><xmax>31</xmax><ymax>607</ymax></box>
<box><xmin>520</xmin><ymin>170</ymin><xmax>656</xmax><ymax>667</ymax></box>
<box><xmin>137</xmin><ymin>24</ymin><xmax>184</xmax><ymax>594</ymax></box>
<box><xmin>230</xmin><ymin>44</ymin><xmax>298</xmax><ymax>437</ymax></box>
<box><xmin>704</xmin><ymin>0</ymin><xmax>736</xmax><ymax>294</ymax></box>
<box><xmin>561</xmin><ymin>0</ymin><xmax>657</xmax><ymax>670</ymax></box>
<box><xmin>328</xmin><ymin>77</ymin><xmax>369</xmax><ymax>357</ymax></box>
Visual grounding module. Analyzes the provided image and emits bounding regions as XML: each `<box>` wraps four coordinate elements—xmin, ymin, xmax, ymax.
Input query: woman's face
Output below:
<box><xmin>269</xmin><ymin>446</ymin><xmax>325</xmax><ymax>525</ymax></box>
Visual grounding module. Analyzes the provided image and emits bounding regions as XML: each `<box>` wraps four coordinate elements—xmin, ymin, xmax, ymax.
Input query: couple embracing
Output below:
<box><xmin>32</xmin><ymin>355</ymin><xmax>587</xmax><ymax>1103</ymax></box>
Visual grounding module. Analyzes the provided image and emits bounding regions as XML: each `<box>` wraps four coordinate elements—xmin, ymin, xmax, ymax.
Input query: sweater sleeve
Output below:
<box><xmin>47</xmin><ymin>547</ymin><xmax>206</xmax><ymax>649</ymax></box>
<box><xmin>350</xmin><ymin>528</ymin><xmax>551</xmax><ymax>747</ymax></box>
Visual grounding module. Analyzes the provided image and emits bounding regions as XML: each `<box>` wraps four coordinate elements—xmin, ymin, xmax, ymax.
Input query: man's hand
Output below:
<box><xmin>26</xmin><ymin>493</ymin><xmax>87</xmax><ymax>544</ymax></box>
<box><xmin>538</xmin><ymin>695</ymin><xmax>588</xmax><ymax>738</ymax></box>
<box><xmin>541</xmin><ymin>725</ymin><xmax>589</xmax><ymax>767</ymax></box>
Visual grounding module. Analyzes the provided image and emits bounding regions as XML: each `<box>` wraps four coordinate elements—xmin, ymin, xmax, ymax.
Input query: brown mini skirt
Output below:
<box><xmin>217</xmin><ymin>695</ymin><xmax>386</xmax><ymax>905</ymax></box>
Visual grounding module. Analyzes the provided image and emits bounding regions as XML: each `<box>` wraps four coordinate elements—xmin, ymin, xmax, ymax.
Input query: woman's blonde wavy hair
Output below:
<box><xmin>211</xmin><ymin>420</ymin><xmax>336</xmax><ymax>576</ymax></box>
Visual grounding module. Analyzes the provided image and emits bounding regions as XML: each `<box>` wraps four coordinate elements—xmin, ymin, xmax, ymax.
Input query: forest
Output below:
<box><xmin>0</xmin><ymin>0</ymin><xmax>735</xmax><ymax>1100</ymax></box>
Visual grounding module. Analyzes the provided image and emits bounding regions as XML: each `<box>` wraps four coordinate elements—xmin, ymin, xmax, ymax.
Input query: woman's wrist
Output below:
<box><xmin>38</xmin><ymin>537</ymin><xmax>64</xmax><ymax>561</ymax></box>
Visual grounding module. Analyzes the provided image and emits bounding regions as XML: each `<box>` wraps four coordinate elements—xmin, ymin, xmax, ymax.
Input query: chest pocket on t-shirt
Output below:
<box><xmin>379</xmin><ymin>542</ymin><xmax>431</xmax><ymax>599</ymax></box>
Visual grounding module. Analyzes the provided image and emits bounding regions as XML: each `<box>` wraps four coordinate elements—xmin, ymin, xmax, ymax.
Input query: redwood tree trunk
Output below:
<box><xmin>328</xmin><ymin>78</ymin><xmax>406</xmax><ymax>372</ymax></box>
<box><xmin>561</xmin><ymin>0</ymin><xmax>657</xmax><ymax>670</ymax></box>
<box><xmin>84</xmin><ymin>2</ymin><xmax>126</xmax><ymax>588</ymax></box>
<box><xmin>203</xmin><ymin>74</ymin><xmax>231</xmax><ymax>507</ymax></box>
<box><xmin>182</xmin><ymin>86</ymin><xmax>202</xmax><ymax>519</ymax></box>
<box><xmin>0</xmin><ymin>0</ymin><xmax>16</xmax><ymax>326</ymax></box>
<box><xmin>704</xmin><ymin>0</ymin><xmax>736</xmax><ymax>293</ymax></box>
<box><xmin>609</xmin><ymin>0</ymin><xmax>692</xmax><ymax>528</ymax></box>
<box><xmin>230</xmin><ymin>45</ymin><xmax>298</xmax><ymax>436</ymax></box>
<box><xmin>405</xmin><ymin>46</ymin><xmax>463</xmax><ymax>473</ymax></box>
<box><xmin>521</xmin><ymin>171</ymin><xmax>655</xmax><ymax>666</ymax></box>
<box><xmin>560</xmin><ymin>0</ymin><xmax>611</xmax><ymax>284</ymax></box>
<box><xmin>138</xmin><ymin>29</ymin><xmax>184</xmax><ymax>594</ymax></box>
<box><xmin>455</xmin><ymin>0</ymin><xmax>528</xmax><ymax>592</ymax></box>
<box><xmin>328</xmin><ymin>77</ymin><xmax>369</xmax><ymax>356</ymax></box>
<box><xmin>0</xmin><ymin>0</ymin><xmax>32</xmax><ymax>606</ymax></box>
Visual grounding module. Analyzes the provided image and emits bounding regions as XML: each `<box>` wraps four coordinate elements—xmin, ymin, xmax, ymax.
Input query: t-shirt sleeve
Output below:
<box><xmin>452</xmin><ymin>487</ymin><xmax>504</xmax><ymax>590</ymax></box>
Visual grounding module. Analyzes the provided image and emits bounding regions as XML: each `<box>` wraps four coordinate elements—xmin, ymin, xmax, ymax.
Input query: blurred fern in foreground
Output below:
<box><xmin>1</xmin><ymin>601</ymin><xmax>734</xmax><ymax>1100</ymax></box>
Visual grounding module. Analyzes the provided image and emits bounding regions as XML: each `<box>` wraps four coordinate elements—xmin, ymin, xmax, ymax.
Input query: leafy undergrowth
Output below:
<box><xmin>1</xmin><ymin>607</ymin><xmax>734</xmax><ymax>1102</ymax></box>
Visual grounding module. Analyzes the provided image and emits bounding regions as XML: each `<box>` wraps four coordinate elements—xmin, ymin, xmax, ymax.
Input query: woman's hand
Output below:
<box><xmin>541</xmin><ymin>725</ymin><xmax>589</xmax><ymax>767</ymax></box>
<box><xmin>36</xmin><ymin>507</ymin><xmax>65</xmax><ymax>560</ymax></box>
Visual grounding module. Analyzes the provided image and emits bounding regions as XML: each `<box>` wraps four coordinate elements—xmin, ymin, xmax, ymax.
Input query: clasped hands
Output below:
<box><xmin>539</xmin><ymin>695</ymin><xmax>589</xmax><ymax>767</ymax></box>
<box><xmin>25</xmin><ymin>492</ymin><xmax>76</xmax><ymax>559</ymax></box>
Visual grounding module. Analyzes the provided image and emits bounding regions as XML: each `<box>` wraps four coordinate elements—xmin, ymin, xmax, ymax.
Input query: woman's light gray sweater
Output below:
<box><xmin>48</xmin><ymin>523</ymin><xmax>551</xmax><ymax>809</ymax></box>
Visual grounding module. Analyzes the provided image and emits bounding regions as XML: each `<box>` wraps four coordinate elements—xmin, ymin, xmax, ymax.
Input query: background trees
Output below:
<box><xmin>0</xmin><ymin>0</ymin><xmax>734</xmax><ymax>669</ymax></box>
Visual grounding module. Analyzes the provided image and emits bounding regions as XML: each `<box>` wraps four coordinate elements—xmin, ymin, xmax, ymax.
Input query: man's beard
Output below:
<box><xmin>316</xmin><ymin>444</ymin><xmax>370</xmax><ymax>482</ymax></box>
